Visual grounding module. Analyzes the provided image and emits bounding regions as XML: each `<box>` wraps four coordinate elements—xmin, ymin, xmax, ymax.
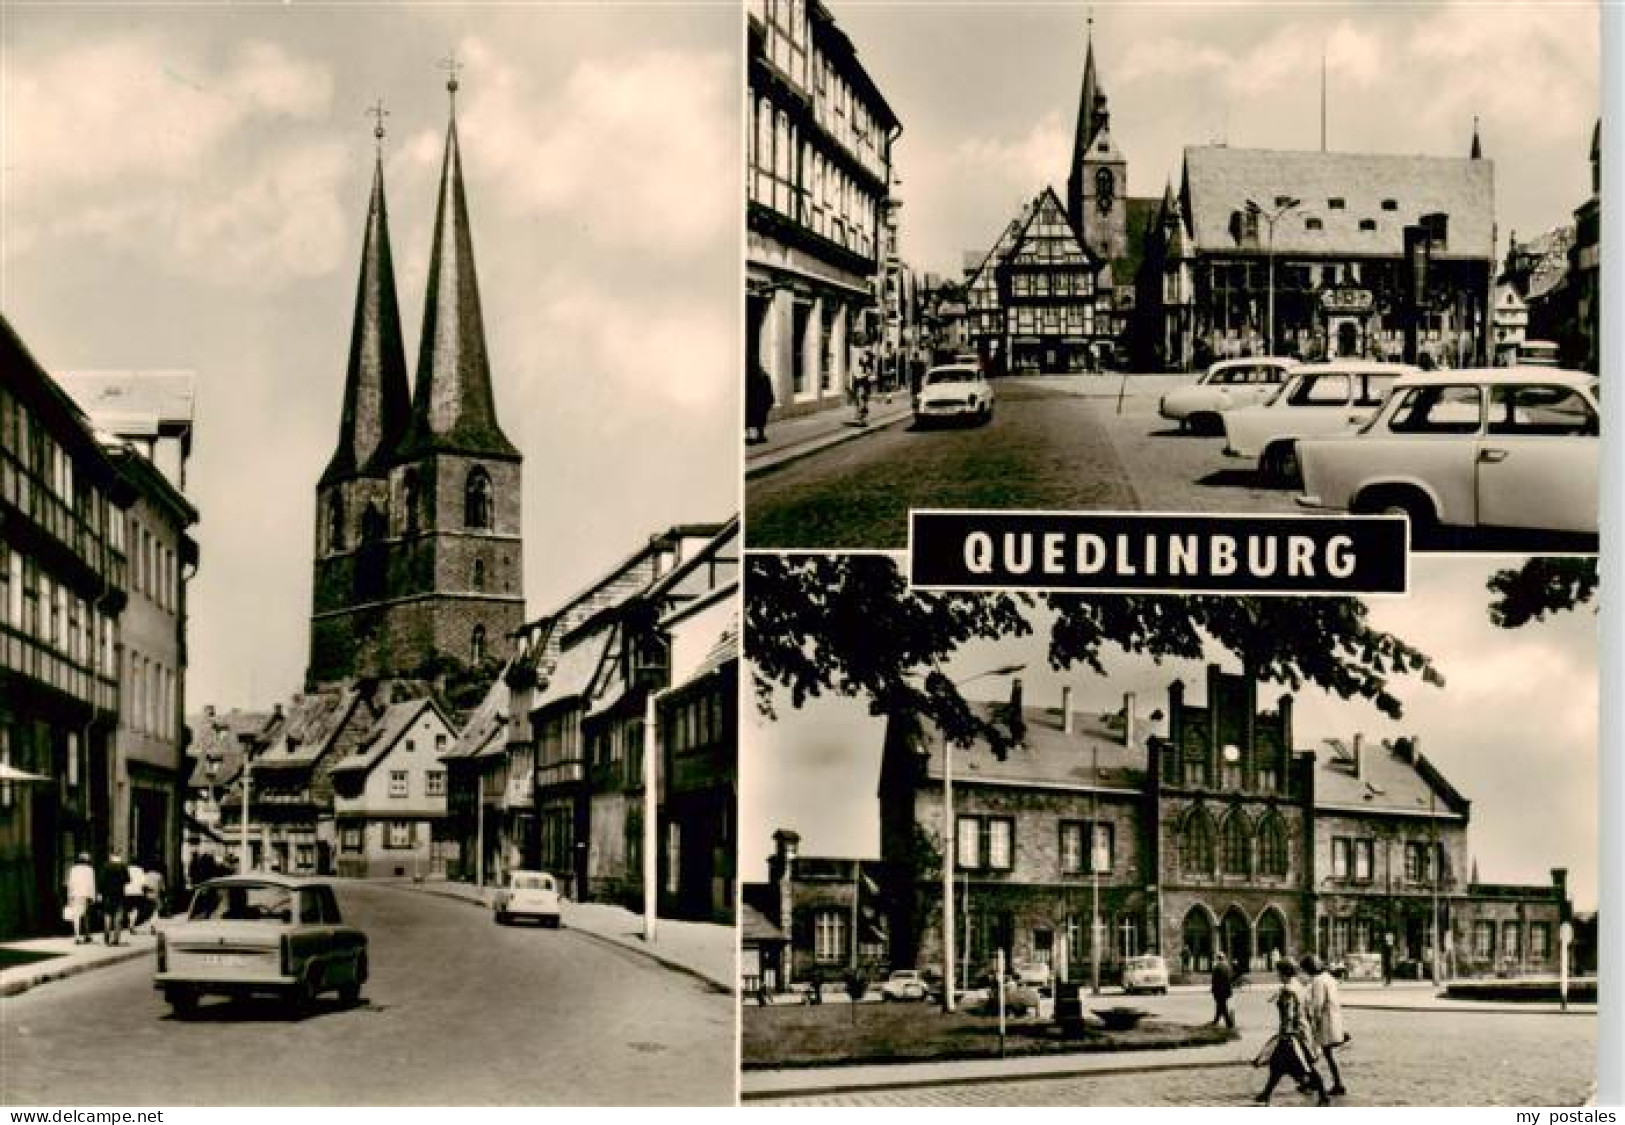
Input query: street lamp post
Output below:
<box><xmin>1245</xmin><ymin>197</ymin><xmax>1302</xmax><ymax>355</ymax></box>
<box><xmin>939</xmin><ymin>663</ymin><xmax>1025</xmax><ymax>1013</ymax></box>
<box><xmin>1090</xmin><ymin>737</ymin><xmax>1101</xmax><ymax>995</ymax></box>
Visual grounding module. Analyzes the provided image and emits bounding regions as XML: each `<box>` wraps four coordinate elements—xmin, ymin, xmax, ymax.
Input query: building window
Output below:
<box><xmin>1332</xmin><ymin>837</ymin><xmax>1351</xmax><ymax>880</ymax></box>
<box><xmin>341</xmin><ymin>825</ymin><xmax>363</xmax><ymax>852</ymax></box>
<box><xmin>665</xmin><ymin>822</ymin><xmax>681</xmax><ymax>896</ymax></box>
<box><xmin>1381</xmin><ymin>199</ymin><xmax>1398</xmax><ymax>211</ymax></box>
<box><xmin>402</xmin><ymin>469</ymin><xmax>421</xmax><ymax>536</ymax></box>
<box><xmin>1220</xmin><ymin>812</ymin><xmax>1250</xmax><ymax>876</ymax></box>
<box><xmin>957</xmin><ymin>815</ymin><xmax>1014</xmax><ymax>871</ymax></box>
<box><xmin>1181</xmin><ymin>808</ymin><xmax>1216</xmax><ymax>876</ymax></box>
<box><xmin>1404</xmin><ymin>842</ymin><xmax>1433</xmax><ymax>883</ymax></box>
<box><xmin>472</xmin><ymin>558</ymin><xmax>486</xmax><ymax>591</ymax></box>
<box><xmin>1359</xmin><ymin>218</ymin><xmax>1377</xmax><ymax>231</ymax></box>
<box><xmin>426</xmin><ymin>771</ymin><xmax>445</xmax><ymax>797</ymax></box>
<box><xmin>813</xmin><ymin>909</ymin><xmax>848</xmax><ymax>964</ymax></box>
<box><xmin>1305</xmin><ymin>217</ymin><xmax>1323</xmax><ymax>231</ymax></box>
<box><xmin>1257</xmin><ymin>814</ymin><xmax>1288</xmax><ymax>878</ymax></box>
<box><xmin>1502</xmin><ymin>921</ymin><xmax>1522</xmax><ymax>960</ymax></box>
<box><xmin>328</xmin><ymin>493</ymin><xmax>345</xmax><ymax>553</ymax></box>
<box><xmin>1328</xmin><ymin>197</ymin><xmax>1346</xmax><ymax>209</ymax></box>
<box><xmin>388</xmin><ymin>820</ymin><xmax>413</xmax><ymax>849</ymax></box>
<box><xmin>471</xmin><ymin>625</ymin><xmax>487</xmax><ymax>665</ymax></box>
<box><xmin>1118</xmin><ymin>915</ymin><xmax>1138</xmax><ymax>960</ymax></box>
<box><xmin>1353</xmin><ymin>839</ymin><xmax>1374</xmax><ymax>882</ymax></box>
<box><xmin>389</xmin><ymin>770</ymin><xmax>408</xmax><ymax>798</ymax></box>
<box><xmin>1530</xmin><ymin>922</ymin><xmax>1551</xmax><ymax>959</ymax></box>
<box><xmin>1060</xmin><ymin>822</ymin><xmax>1083</xmax><ymax>874</ymax></box>
<box><xmin>1473</xmin><ymin>920</ymin><xmax>1495</xmax><ymax>959</ymax></box>
<box><xmin>465</xmin><ymin>467</ymin><xmax>493</xmax><ymax>529</ymax></box>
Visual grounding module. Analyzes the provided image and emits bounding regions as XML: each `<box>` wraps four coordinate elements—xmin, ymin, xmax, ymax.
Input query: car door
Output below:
<box><xmin>1376</xmin><ymin>384</ymin><xmax>1485</xmax><ymax>523</ymax></box>
<box><xmin>292</xmin><ymin>888</ymin><xmax>335</xmax><ymax>986</ymax></box>
<box><xmin>1476</xmin><ymin>383</ymin><xmax>1599</xmax><ymax>533</ymax></box>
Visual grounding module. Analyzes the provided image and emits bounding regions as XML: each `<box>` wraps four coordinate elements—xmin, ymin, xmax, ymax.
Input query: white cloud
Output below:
<box><xmin>4</xmin><ymin>33</ymin><xmax>343</xmax><ymax>287</ymax></box>
<box><xmin>443</xmin><ymin>40</ymin><xmax>735</xmax><ymax>258</ymax></box>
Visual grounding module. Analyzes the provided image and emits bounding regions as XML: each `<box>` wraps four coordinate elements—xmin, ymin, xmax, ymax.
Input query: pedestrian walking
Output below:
<box><xmin>1253</xmin><ymin>959</ymin><xmax>1330</xmax><ymax>1106</ymax></box>
<box><xmin>124</xmin><ymin>858</ymin><xmax>150</xmax><ymax>933</ymax></box>
<box><xmin>143</xmin><ymin>861</ymin><xmax>167</xmax><ymax>931</ymax></box>
<box><xmin>850</xmin><ymin>350</ymin><xmax>874</xmax><ymax>426</ymax></box>
<box><xmin>99</xmin><ymin>851</ymin><xmax>129</xmax><ymax>945</ymax></box>
<box><xmin>1302</xmin><ymin>954</ymin><xmax>1349</xmax><ymax>1096</ymax></box>
<box><xmin>65</xmin><ymin>853</ymin><xmax>97</xmax><ymax>944</ymax></box>
<box><xmin>745</xmin><ymin>360</ymin><xmax>775</xmax><ymax>445</ymax></box>
<box><xmin>1210</xmin><ymin>952</ymin><xmax>1237</xmax><ymax>1028</ymax></box>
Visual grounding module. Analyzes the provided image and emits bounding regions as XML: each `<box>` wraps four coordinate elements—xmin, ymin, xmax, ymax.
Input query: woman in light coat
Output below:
<box><xmin>65</xmin><ymin>854</ymin><xmax>97</xmax><ymax>943</ymax></box>
<box><xmin>1302</xmin><ymin>954</ymin><xmax>1349</xmax><ymax>1096</ymax></box>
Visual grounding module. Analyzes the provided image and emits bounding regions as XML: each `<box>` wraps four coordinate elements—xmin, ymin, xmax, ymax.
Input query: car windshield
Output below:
<box><xmin>190</xmin><ymin>883</ymin><xmax>295</xmax><ymax>923</ymax></box>
<box><xmin>514</xmin><ymin>874</ymin><xmax>553</xmax><ymax>891</ymax></box>
<box><xmin>925</xmin><ymin>368</ymin><xmax>976</xmax><ymax>386</ymax></box>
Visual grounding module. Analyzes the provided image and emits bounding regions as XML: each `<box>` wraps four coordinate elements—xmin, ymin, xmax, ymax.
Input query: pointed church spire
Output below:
<box><xmin>1161</xmin><ymin>178</ymin><xmax>1178</xmax><ymax>217</ymax></box>
<box><xmin>321</xmin><ymin>113</ymin><xmax>411</xmax><ymax>486</ymax></box>
<box><xmin>401</xmin><ymin>64</ymin><xmax>519</xmax><ymax>461</ymax></box>
<box><xmin>1470</xmin><ymin>115</ymin><xmax>1483</xmax><ymax>160</ymax></box>
<box><xmin>1071</xmin><ymin>13</ymin><xmax>1102</xmax><ymax>175</ymax></box>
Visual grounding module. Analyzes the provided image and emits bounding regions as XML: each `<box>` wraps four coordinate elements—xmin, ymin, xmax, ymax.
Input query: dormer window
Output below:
<box><xmin>1359</xmin><ymin>218</ymin><xmax>1377</xmax><ymax>231</ymax></box>
<box><xmin>1328</xmin><ymin>197</ymin><xmax>1346</xmax><ymax>209</ymax></box>
<box><xmin>1305</xmin><ymin>217</ymin><xmax>1324</xmax><ymax>231</ymax></box>
<box><xmin>1381</xmin><ymin>199</ymin><xmax>1398</xmax><ymax>211</ymax></box>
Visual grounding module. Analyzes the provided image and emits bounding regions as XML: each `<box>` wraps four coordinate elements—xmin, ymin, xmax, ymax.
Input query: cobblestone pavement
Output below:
<box><xmin>750</xmin><ymin>999</ymin><xmax>1597</xmax><ymax>1107</ymax></box>
<box><xmin>2</xmin><ymin>881</ymin><xmax>734</xmax><ymax>1106</ymax></box>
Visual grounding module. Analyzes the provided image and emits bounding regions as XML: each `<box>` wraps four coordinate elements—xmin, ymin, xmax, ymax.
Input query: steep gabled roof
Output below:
<box><xmin>916</xmin><ymin>700</ymin><xmax>1149</xmax><ymax>792</ymax></box>
<box><xmin>330</xmin><ymin>697</ymin><xmax>449</xmax><ymax>777</ymax></box>
<box><xmin>251</xmin><ymin>688</ymin><xmax>365</xmax><ymax>771</ymax></box>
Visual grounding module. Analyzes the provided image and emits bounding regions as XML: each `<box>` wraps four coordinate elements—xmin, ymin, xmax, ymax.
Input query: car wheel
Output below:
<box><xmin>165</xmin><ymin>987</ymin><xmax>198</xmax><ymax>1017</ymax></box>
<box><xmin>1360</xmin><ymin>488</ymin><xmax>1437</xmax><ymax>536</ymax></box>
<box><xmin>294</xmin><ymin>967</ymin><xmax>321</xmax><ymax>1011</ymax></box>
<box><xmin>1192</xmin><ymin>413</ymin><xmax>1223</xmax><ymax>436</ymax></box>
<box><xmin>1261</xmin><ymin>442</ymin><xmax>1300</xmax><ymax>486</ymax></box>
<box><xmin>338</xmin><ymin>953</ymin><xmax>367</xmax><ymax>1003</ymax></box>
<box><xmin>495</xmin><ymin>910</ymin><xmax>509</xmax><ymax>926</ymax></box>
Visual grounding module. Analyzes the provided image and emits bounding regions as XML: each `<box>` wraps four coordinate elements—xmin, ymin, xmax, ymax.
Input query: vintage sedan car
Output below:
<box><xmin>1222</xmin><ymin>360</ymin><xmax>1417</xmax><ymax>482</ymax></box>
<box><xmin>154</xmin><ymin>874</ymin><xmax>367</xmax><ymax>1016</ymax></box>
<box><xmin>493</xmin><ymin>869</ymin><xmax>562</xmax><ymax>927</ymax></box>
<box><xmin>1159</xmin><ymin>357</ymin><xmax>1298</xmax><ymax>434</ymax></box>
<box><xmin>1295</xmin><ymin>366</ymin><xmax>1599</xmax><ymax>535</ymax></box>
<box><xmin>1012</xmin><ymin>960</ymin><xmax>1054</xmax><ymax>992</ymax></box>
<box><xmin>879</xmin><ymin>969</ymin><xmax>930</xmax><ymax>1002</ymax></box>
<box><xmin>915</xmin><ymin>364</ymin><xmax>994</xmax><ymax>427</ymax></box>
<box><xmin>1121</xmin><ymin>954</ymin><xmax>1170</xmax><ymax>995</ymax></box>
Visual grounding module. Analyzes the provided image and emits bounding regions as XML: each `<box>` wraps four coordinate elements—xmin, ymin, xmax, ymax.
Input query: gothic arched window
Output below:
<box><xmin>1220</xmin><ymin>811</ymin><xmax>1251</xmax><ymax>877</ymax></box>
<box><xmin>472</xmin><ymin>558</ymin><xmax>486</xmax><ymax>591</ymax></box>
<box><xmin>327</xmin><ymin>493</ymin><xmax>346</xmax><ymax>553</ymax></box>
<box><xmin>465</xmin><ymin>467</ymin><xmax>493</xmax><ymax>530</ymax></box>
<box><xmin>1094</xmin><ymin>166</ymin><xmax>1116</xmax><ymax>214</ymax></box>
<box><xmin>471</xmin><ymin>625</ymin><xmax>487</xmax><ymax>665</ymax></box>
<box><xmin>402</xmin><ymin>469</ymin><xmax>421</xmax><ymax>536</ymax></box>
<box><xmin>1257</xmin><ymin>812</ymin><xmax>1288</xmax><ymax>878</ymax></box>
<box><xmin>360</xmin><ymin>503</ymin><xmax>385</xmax><ymax>544</ymax></box>
<box><xmin>1180</xmin><ymin>807</ymin><xmax>1216</xmax><ymax>876</ymax></box>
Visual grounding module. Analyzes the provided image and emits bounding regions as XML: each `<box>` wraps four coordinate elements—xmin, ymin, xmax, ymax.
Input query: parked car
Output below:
<box><xmin>1295</xmin><ymin>367</ymin><xmax>1599</xmax><ymax>535</ymax></box>
<box><xmin>915</xmin><ymin>364</ymin><xmax>995</xmax><ymax>427</ymax></box>
<box><xmin>1121</xmin><ymin>954</ymin><xmax>1170</xmax><ymax>995</ymax></box>
<box><xmin>879</xmin><ymin>969</ymin><xmax>930</xmax><ymax>1002</ymax></box>
<box><xmin>493</xmin><ymin>870</ymin><xmax>562</xmax><ymax>927</ymax></box>
<box><xmin>1222</xmin><ymin>361</ymin><xmax>1417</xmax><ymax>483</ymax></box>
<box><xmin>1012</xmin><ymin>960</ymin><xmax>1054</xmax><ymax>992</ymax></box>
<box><xmin>1159</xmin><ymin>357</ymin><xmax>1299</xmax><ymax>434</ymax></box>
<box><xmin>154</xmin><ymin>874</ymin><xmax>367</xmax><ymax>1016</ymax></box>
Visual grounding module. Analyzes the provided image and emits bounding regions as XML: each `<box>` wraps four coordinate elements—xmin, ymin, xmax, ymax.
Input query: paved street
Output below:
<box><xmin>745</xmin><ymin>376</ymin><xmax>1597</xmax><ymax>554</ymax></box>
<box><xmin>747</xmin><ymin>986</ymin><xmax>1597</xmax><ymax>1107</ymax></box>
<box><xmin>1</xmin><ymin>881</ymin><xmax>734</xmax><ymax>1106</ymax></box>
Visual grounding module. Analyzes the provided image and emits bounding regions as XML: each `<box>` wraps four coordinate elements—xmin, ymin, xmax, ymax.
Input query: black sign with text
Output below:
<box><xmin>909</xmin><ymin>511</ymin><xmax>1409</xmax><ymax>595</ymax></box>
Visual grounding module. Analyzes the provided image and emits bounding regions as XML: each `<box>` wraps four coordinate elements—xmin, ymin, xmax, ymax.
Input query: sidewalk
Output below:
<box><xmin>746</xmin><ymin>394</ymin><xmax>914</xmax><ymax>478</ymax></box>
<box><xmin>1</xmin><ymin>930</ymin><xmax>158</xmax><ymax>998</ymax></box>
<box><xmin>742</xmin><ymin>1036</ymin><xmax>1250</xmax><ymax>1100</ymax></box>
<box><xmin>376</xmin><ymin>878</ymin><xmax>734</xmax><ymax>993</ymax></box>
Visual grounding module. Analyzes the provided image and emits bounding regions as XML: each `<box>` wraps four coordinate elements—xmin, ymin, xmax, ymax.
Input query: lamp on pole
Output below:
<box><xmin>1090</xmin><ymin>736</ymin><xmax>1102</xmax><ymax>995</ymax></box>
<box><xmin>1245</xmin><ymin>197</ymin><xmax>1301</xmax><ymax>355</ymax></box>
<box><xmin>938</xmin><ymin>662</ymin><xmax>1025</xmax><ymax>1013</ymax></box>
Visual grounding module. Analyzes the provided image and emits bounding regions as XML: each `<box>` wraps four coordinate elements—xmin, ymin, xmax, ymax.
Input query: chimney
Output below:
<box><xmin>1061</xmin><ymin>686</ymin><xmax>1074</xmax><ymax>734</ymax></box>
<box><xmin>1123</xmin><ymin>692</ymin><xmax>1137</xmax><ymax>747</ymax></box>
<box><xmin>1009</xmin><ymin>678</ymin><xmax>1026</xmax><ymax>742</ymax></box>
<box><xmin>1401</xmin><ymin>735</ymin><xmax>1419</xmax><ymax>763</ymax></box>
<box><xmin>1351</xmin><ymin>733</ymin><xmax>1364</xmax><ymax>779</ymax></box>
<box><xmin>769</xmin><ymin>829</ymin><xmax>800</xmax><ymax>939</ymax></box>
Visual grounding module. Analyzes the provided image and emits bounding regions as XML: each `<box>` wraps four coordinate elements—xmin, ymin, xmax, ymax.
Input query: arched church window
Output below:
<box><xmin>1180</xmin><ymin>807</ymin><xmax>1216</xmax><ymax>876</ymax></box>
<box><xmin>328</xmin><ymin>493</ymin><xmax>346</xmax><ymax>553</ymax></box>
<box><xmin>1094</xmin><ymin>166</ymin><xmax>1116</xmax><ymax>214</ymax></box>
<box><xmin>1257</xmin><ymin>813</ymin><xmax>1288</xmax><ymax>878</ymax></box>
<box><xmin>473</xmin><ymin>558</ymin><xmax>486</xmax><ymax>591</ymax></box>
<box><xmin>465</xmin><ymin>467</ymin><xmax>493</xmax><ymax>530</ymax></box>
<box><xmin>471</xmin><ymin>625</ymin><xmax>487</xmax><ymax>665</ymax></box>
<box><xmin>1220</xmin><ymin>810</ymin><xmax>1251</xmax><ymax>877</ymax></box>
<box><xmin>402</xmin><ymin>469</ymin><xmax>421</xmax><ymax>536</ymax></box>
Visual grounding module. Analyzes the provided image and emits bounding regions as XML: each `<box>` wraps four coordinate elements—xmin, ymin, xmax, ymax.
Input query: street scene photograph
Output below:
<box><xmin>744</xmin><ymin>1</ymin><xmax>1600</xmax><ymax>553</ymax></box>
<box><xmin>1</xmin><ymin>4</ymin><xmax>739</xmax><ymax>1107</ymax></box>
<box><xmin>740</xmin><ymin>553</ymin><xmax>1599</xmax><ymax>1106</ymax></box>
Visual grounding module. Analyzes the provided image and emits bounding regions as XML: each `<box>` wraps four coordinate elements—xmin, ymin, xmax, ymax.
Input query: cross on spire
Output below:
<box><xmin>439</xmin><ymin>50</ymin><xmax>463</xmax><ymax>105</ymax></box>
<box><xmin>367</xmin><ymin>97</ymin><xmax>389</xmax><ymax>151</ymax></box>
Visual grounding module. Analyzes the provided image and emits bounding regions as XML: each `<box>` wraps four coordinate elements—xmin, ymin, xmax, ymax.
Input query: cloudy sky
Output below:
<box><xmin>743</xmin><ymin>556</ymin><xmax>1600</xmax><ymax>909</ymax></box>
<box><xmin>831</xmin><ymin>0</ymin><xmax>1598</xmax><ymax>277</ymax></box>
<box><xmin>1</xmin><ymin>4</ymin><xmax>739</xmax><ymax>708</ymax></box>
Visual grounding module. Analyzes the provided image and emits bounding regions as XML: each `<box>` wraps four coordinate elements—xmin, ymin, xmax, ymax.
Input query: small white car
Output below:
<box><xmin>1122</xmin><ymin>954</ymin><xmax>1170</xmax><ymax>995</ymax></box>
<box><xmin>879</xmin><ymin>969</ymin><xmax>930</xmax><ymax>1002</ymax></box>
<box><xmin>1222</xmin><ymin>361</ymin><xmax>1417</xmax><ymax>483</ymax></box>
<box><xmin>915</xmin><ymin>364</ymin><xmax>995</xmax><ymax>427</ymax></box>
<box><xmin>1296</xmin><ymin>366</ymin><xmax>1599</xmax><ymax>535</ymax></box>
<box><xmin>1159</xmin><ymin>357</ymin><xmax>1299</xmax><ymax>434</ymax></box>
<box><xmin>493</xmin><ymin>870</ymin><xmax>562</xmax><ymax>928</ymax></box>
<box><xmin>1012</xmin><ymin>960</ymin><xmax>1054</xmax><ymax>991</ymax></box>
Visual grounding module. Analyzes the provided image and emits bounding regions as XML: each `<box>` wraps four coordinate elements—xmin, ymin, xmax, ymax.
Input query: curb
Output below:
<box><xmin>746</xmin><ymin>408</ymin><xmax>913</xmax><ymax>480</ymax></box>
<box><xmin>370</xmin><ymin>880</ymin><xmax>733</xmax><ymax>995</ymax></box>
<box><xmin>0</xmin><ymin>943</ymin><xmax>150</xmax><ymax>998</ymax></box>
<box><xmin>741</xmin><ymin>1056</ymin><xmax>1251</xmax><ymax>1102</ymax></box>
<box><xmin>1341</xmin><ymin>1002</ymin><xmax>1597</xmax><ymax>1016</ymax></box>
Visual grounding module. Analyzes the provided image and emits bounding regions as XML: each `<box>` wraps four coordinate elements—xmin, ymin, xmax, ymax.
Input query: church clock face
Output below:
<box><xmin>1095</xmin><ymin>167</ymin><xmax>1116</xmax><ymax>214</ymax></box>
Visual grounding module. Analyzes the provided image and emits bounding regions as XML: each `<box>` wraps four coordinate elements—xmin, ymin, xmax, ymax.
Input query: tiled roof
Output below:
<box><xmin>251</xmin><ymin>689</ymin><xmax>360</xmax><ymax>770</ymax></box>
<box><xmin>1183</xmin><ymin>146</ymin><xmax>1495</xmax><ymax>259</ymax></box>
<box><xmin>1312</xmin><ymin>738</ymin><xmax>1462</xmax><ymax>817</ymax></box>
<box><xmin>742</xmin><ymin>901</ymin><xmax>787</xmax><ymax>944</ymax></box>
<box><xmin>446</xmin><ymin>674</ymin><xmax>508</xmax><ymax>761</ymax></box>
<box><xmin>56</xmin><ymin>371</ymin><xmax>195</xmax><ymax>431</ymax></box>
<box><xmin>919</xmin><ymin>701</ymin><xmax>1149</xmax><ymax>791</ymax></box>
<box><xmin>329</xmin><ymin>699</ymin><xmax>436</xmax><ymax>776</ymax></box>
<box><xmin>532</xmin><ymin>629</ymin><xmax>613</xmax><ymax>713</ymax></box>
<box><xmin>1119</xmin><ymin>195</ymin><xmax>1161</xmax><ymax>281</ymax></box>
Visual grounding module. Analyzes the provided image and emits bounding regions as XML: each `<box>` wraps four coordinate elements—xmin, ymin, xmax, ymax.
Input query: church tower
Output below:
<box><xmin>309</xmin><ymin>75</ymin><xmax>524</xmax><ymax>687</ymax></box>
<box><xmin>1066</xmin><ymin>19</ymin><xmax>1129</xmax><ymax>268</ymax></box>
